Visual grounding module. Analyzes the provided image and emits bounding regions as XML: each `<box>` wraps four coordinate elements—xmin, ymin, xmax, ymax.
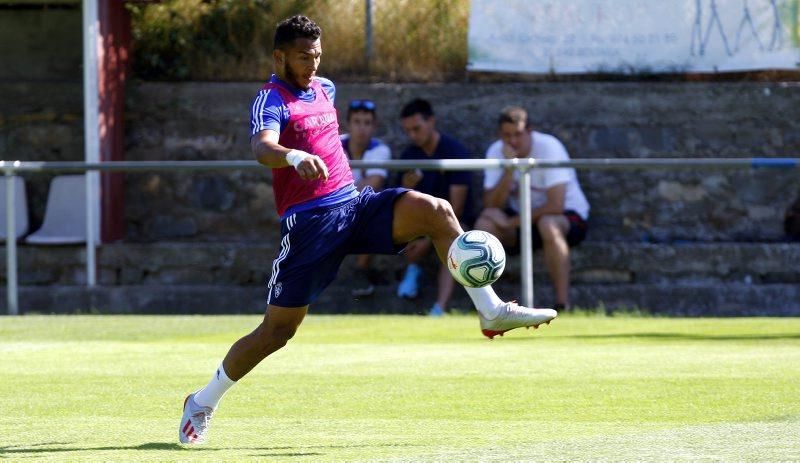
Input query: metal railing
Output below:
<box><xmin>3</xmin><ymin>157</ymin><xmax>799</xmax><ymax>315</ymax></box>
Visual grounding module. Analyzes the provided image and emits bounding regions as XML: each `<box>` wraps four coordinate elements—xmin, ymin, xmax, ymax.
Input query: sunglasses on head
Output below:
<box><xmin>349</xmin><ymin>99</ymin><xmax>376</xmax><ymax>111</ymax></box>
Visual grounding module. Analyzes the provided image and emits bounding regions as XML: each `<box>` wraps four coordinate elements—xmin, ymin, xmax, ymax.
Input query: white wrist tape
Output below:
<box><xmin>285</xmin><ymin>150</ymin><xmax>311</xmax><ymax>168</ymax></box>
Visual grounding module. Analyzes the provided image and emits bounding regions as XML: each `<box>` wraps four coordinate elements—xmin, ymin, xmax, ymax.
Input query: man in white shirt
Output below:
<box><xmin>476</xmin><ymin>107</ymin><xmax>590</xmax><ymax>310</ymax></box>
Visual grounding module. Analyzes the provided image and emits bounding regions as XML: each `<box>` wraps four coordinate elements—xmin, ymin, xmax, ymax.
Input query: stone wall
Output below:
<box><xmin>2</xmin><ymin>80</ymin><xmax>799</xmax><ymax>314</ymax></box>
<box><xmin>2</xmin><ymin>242</ymin><xmax>799</xmax><ymax>315</ymax></box>
<box><xmin>0</xmin><ymin>5</ymin><xmax>82</xmax><ymax>228</ymax></box>
<box><xmin>3</xmin><ymin>81</ymin><xmax>798</xmax><ymax>241</ymax></box>
<box><xmin>122</xmin><ymin>81</ymin><xmax>800</xmax><ymax>243</ymax></box>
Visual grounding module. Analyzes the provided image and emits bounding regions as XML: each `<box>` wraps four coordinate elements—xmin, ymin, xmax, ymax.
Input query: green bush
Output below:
<box><xmin>128</xmin><ymin>0</ymin><xmax>469</xmax><ymax>82</ymax></box>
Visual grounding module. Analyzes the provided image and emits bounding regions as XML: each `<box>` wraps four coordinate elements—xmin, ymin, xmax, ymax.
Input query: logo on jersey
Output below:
<box><xmin>293</xmin><ymin>112</ymin><xmax>336</xmax><ymax>132</ymax></box>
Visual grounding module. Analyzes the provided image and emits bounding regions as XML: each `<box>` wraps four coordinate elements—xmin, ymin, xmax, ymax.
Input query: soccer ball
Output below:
<box><xmin>446</xmin><ymin>230</ymin><xmax>506</xmax><ymax>288</ymax></box>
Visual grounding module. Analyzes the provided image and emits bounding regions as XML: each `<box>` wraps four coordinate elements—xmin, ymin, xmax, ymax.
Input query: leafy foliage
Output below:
<box><xmin>128</xmin><ymin>0</ymin><xmax>469</xmax><ymax>81</ymax></box>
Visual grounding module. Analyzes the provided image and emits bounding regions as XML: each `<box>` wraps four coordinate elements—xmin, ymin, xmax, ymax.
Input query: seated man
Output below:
<box><xmin>341</xmin><ymin>99</ymin><xmax>392</xmax><ymax>297</ymax></box>
<box><xmin>475</xmin><ymin>106</ymin><xmax>589</xmax><ymax>310</ymax></box>
<box><xmin>395</xmin><ymin>98</ymin><xmax>475</xmax><ymax>316</ymax></box>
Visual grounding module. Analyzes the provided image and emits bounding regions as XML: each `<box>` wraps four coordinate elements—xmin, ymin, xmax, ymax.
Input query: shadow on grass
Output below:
<box><xmin>0</xmin><ymin>441</ymin><xmax>418</xmax><ymax>457</ymax></box>
<box><xmin>0</xmin><ymin>442</ymin><xmax>189</xmax><ymax>456</ymax></box>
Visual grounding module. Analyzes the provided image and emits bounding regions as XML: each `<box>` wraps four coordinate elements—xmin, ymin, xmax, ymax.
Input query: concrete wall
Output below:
<box><xmin>3</xmin><ymin>80</ymin><xmax>799</xmax><ymax>241</ymax></box>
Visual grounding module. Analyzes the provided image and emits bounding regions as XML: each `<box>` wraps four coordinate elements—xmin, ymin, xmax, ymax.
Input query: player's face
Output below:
<box><xmin>401</xmin><ymin>114</ymin><xmax>436</xmax><ymax>148</ymax></box>
<box><xmin>499</xmin><ymin>121</ymin><xmax>531</xmax><ymax>157</ymax></box>
<box><xmin>275</xmin><ymin>37</ymin><xmax>322</xmax><ymax>90</ymax></box>
<box><xmin>347</xmin><ymin>111</ymin><xmax>376</xmax><ymax>144</ymax></box>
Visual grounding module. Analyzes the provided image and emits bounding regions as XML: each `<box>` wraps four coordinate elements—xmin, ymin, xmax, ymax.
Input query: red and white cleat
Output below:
<box><xmin>479</xmin><ymin>302</ymin><xmax>558</xmax><ymax>339</ymax></box>
<box><xmin>178</xmin><ymin>393</ymin><xmax>214</xmax><ymax>445</ymax></box>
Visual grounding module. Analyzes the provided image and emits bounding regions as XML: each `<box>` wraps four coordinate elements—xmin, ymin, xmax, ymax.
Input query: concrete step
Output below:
<box><xmin>2</xmin><ymin>241</ymin><xmax>798</xmax><ymax>285</ymax></box>
<box><xmin>0</xmin><ymin>241</ymin><xmax>797</xmax><ymax>315</ymax></box>
<box><xmin>6</xmin><ymin>282</ymin><xmax>799</xmax><ymax>316</ymax></box>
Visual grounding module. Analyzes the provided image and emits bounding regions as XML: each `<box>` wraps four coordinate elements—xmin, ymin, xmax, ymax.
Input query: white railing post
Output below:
<box><xmin>518</xmin><ymin>164</ymin><xmax>534</xmax><ymax>308</ymax></box>
<box><xmin>4</xmin><ymin>164</ymin><xmax>19</xmax><ymax>315</ymax></box>
<box><xmin>82</xmin><ymin>0</ymin><xmax>100</xmax><ymax>287</ymax></box>
<box><xmin>85</xmin><ymin>172</ymin><xmax>97</xmax><ymax>287</ymax></box>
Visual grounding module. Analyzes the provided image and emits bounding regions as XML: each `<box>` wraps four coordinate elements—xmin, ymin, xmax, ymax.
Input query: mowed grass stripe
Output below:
<box><xmin>1</xmin><ymin>314</ymin><xmax>799</xmax><ymax>462</ymax></box>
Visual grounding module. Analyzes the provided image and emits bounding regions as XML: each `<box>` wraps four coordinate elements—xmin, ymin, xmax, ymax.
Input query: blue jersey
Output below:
<box><xmin>250</xmin><ymin>74</ymin><xmax>336</xmax><ymax>136</ymax></box>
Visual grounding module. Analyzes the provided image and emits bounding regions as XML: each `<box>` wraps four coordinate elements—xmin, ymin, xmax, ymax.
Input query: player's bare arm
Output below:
<box><xmin>483</xmin><ymin>142</ymin><xmax>520</xmax><ymax>208</ymax></box>
<box><xmin>531</xmin><ymin>183</ymin><xmax>567</xmax><ymax>223</ymax></box>
<box><xmin>251</xmin><ymin>129</ymin><xmax>329</xmax><ymax>181</ymax></box>
<box><xmin>483</xmin><ymin>169</ymin><xmax>515</xmax><ymax>208</ymax></box>
<box><xmin>401</xmin><ymin>169</ymin><xmax>423</xmax><ymax>189</ymax></box>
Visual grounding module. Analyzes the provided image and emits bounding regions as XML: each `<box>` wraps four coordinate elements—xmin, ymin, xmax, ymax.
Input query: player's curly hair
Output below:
<box><xmin>273</xmin><ymin>15</ymin><xmax>322</xmax><ymax>51</ymax></box>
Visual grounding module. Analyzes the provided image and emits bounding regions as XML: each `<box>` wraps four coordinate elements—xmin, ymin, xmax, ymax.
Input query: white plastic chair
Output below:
<box><xmin>0</xmin><ymin>176</ymin><xmax>29</xmax><ymax>242</ymax></box>
<box><xmin>26</xmin><ymin>175</ymin><xmax>87</xmax><ymax>244</ymax></box>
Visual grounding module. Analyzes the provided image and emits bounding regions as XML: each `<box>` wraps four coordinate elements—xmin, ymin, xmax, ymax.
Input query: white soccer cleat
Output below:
<box><xmin>479</xmin><ymin>302</ymin><xmax>558</xmax><ymax>339</ymax></box>
<box><xmin>179</xmin><ymin>393</ymin><xmax>214</xmax><ymax>445</ymax></box>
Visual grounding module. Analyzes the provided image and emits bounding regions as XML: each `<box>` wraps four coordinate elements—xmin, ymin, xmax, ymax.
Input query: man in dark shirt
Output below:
<box><xmin>395</xmin><ymin>98</ymin><xmax>474</xmax><ymax>316</ymax></box>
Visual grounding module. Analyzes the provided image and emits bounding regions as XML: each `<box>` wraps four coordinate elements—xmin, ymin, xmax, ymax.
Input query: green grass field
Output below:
<box><xmin>1</xmin><ymin>314</ymin><xmax>799</xmax><ymax>462</ymax></box>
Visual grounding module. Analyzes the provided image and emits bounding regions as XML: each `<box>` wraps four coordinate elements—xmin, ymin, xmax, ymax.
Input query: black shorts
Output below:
<box><xmin>508</xmin><ymin>209</ymin><xmax>588</xmax><ymax>254</ymax></box>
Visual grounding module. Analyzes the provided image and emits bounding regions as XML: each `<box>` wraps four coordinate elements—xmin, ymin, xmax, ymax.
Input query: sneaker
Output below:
<box><xmin>351</xmin><ymin>270</ymin><xmax>375</xmax><ymax>298</ymax></box>
<box><xmin>397</xmin><ymin>264</ymin><xmax>422</xmax><ymax>299</ymax></box>
<box><xmin>479</xmin><ymin>302</ymin><xmax>558</xmax><ymax>339</ymax></box>
<box><xmin>179</xmin><ymin>393</ymin><xmax>214</xmax><ymax>445</ymax></box>
<box><xmin>428</xmin><ymin>303</ymin><xmax>445</xmax><ymax>317</ymax></box>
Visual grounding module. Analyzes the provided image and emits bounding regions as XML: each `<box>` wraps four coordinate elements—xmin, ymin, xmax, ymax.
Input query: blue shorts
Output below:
<box><xmin>266</xmin><ymin>186</ymin><xmax>410</xmax><ymax>307</ymax></box>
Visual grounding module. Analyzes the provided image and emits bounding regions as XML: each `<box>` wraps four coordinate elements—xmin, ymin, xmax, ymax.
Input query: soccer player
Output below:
<box><xmin>179</xmin><ymin>15</ymin><xmax>557</xmax><ymax>445</ymax></box>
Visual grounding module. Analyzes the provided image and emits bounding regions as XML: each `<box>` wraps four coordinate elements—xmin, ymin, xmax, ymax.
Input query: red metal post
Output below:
<box><xmin>97</xmin><ymin>0</ymin><xmax>130</xmax><ymax>242</ymax></box>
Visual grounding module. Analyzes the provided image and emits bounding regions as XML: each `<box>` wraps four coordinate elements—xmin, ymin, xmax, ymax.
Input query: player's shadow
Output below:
<box><xmin>0</xmin><ymin>442</ymin><xmax>298</xmax><ymax>456</ymax></box>
<box><xmin>0</xmin><ymin>441</ymin><xmax>418</xmax><ymax>458</ymax></box>
<box><xmin>0</xmin><ymin>442</ymin><xmax>187</xmax><ymax>456</ymax></box>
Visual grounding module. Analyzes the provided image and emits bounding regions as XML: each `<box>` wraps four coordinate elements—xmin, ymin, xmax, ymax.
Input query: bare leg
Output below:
<box><xmin>355</xmin><ymin>254</ymin><xmax>371</xmax><ymax>270</ymax></box>
<box><xmin>537</xmin><ymin>214</ymin><xmax>571</xmax><ymax>307</ymax></box>
<box><xmin>435</xmin><ymin>264</ymin><xmax>456</xmax><ymax>309</ymax></box>
<box><xmin>403</xmin><ymin>237</ymin><xmax>433</xmax><ymax>263</ymax></box>
<box><xmin>393</xmin><ymin>192</ymin><xmax>503</xmax><ymax>314</ymax></box>
<box><xmin>222</xmin><ymin>305</ymin><xmax>308</xmax><ymax>381</ymax></box>
<box><xmin>391</xmin><ymin>191</ymin><xmax>557</xmax><ymax>339</ymax></box>
<box><xmin>392</xmin><ymin>191</ymin><xmax>461</xmax><ymax>262</ymax></box>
